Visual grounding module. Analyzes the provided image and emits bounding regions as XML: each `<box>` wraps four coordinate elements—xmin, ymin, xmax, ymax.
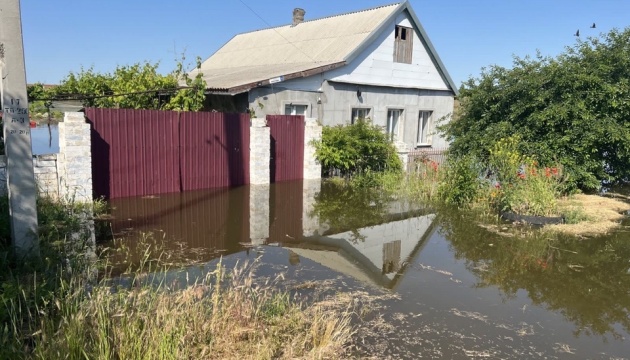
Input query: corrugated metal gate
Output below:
<box><xmin>86</xmin><ymin>108</ymin><xmax>250</xmax><ymax>199</ymax></box>
<box><xmin>267</xmin><ymin>115</ymin><xmax>305</xmax><ymax>183</ymax></box>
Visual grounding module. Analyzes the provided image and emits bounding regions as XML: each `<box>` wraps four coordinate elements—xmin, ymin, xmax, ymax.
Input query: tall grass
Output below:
<box><xmin>29</xmin><ymin>259</ymin><xmax>354</xmax><ymax>360</ymax></box>
<box><xmin>1</xmin><ymin>196</ymin><xmax>355</xmax><ymax>359</ymax></box>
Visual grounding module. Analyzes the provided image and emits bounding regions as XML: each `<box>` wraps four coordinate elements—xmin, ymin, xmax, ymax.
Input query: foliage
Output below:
<box><xmin>49</xmin><ymin>58</ymin><xmax>206</xmax><ymax>111</ymax></box>
<box><xmin>0</xmin><ymin>196</ymin><xmax>106</xmax><ymax>358</ymax></box>
<box><xmin>392</xmin><ymin>158</ymin><xmax>443</xmax><ymax>203</ymax></box>
<box><xmin>163</xmin><ymin>56</ymin><xmax>207</xmax><ymax>112</ymax></box>
<box><xmin>442</xmin><ymin>27</ymin><xmax>630</xmax><ymax>191</ymax></box>
<box><xmin>437</xmin><ymin>154</ymin><xmax>483</xmax><ymax>207</ymax></box>
<box><xmin>313</xmin><ymin>119</ymin><xmax>402</xmax><ymax>178</ymax></box>
<box><xmin>485</xmin><ymin>136</ymin><xmax>564</xmax><ymax>216</ymax></box>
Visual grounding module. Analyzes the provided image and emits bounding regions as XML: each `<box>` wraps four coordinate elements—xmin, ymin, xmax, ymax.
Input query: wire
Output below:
<box><xmin>237</xmin><ymin>0</ymin><xmax>318</xmax><ymax>64</ymax></box>
<box><xmin>31</xmin><ymin>86</ymin><xmax>195</xmax><ymax>102</ymax></box>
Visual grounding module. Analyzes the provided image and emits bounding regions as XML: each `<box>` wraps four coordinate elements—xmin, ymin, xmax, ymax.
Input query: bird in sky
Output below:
<box><xmin>590</xmin><ymin>23</ymin><xmax>596</xmax><ymax>28</ymax></box>
<box><xmin>575</xmin><ymin>29</ymin><xmax>580</xmax><ymax>36</ymax></box>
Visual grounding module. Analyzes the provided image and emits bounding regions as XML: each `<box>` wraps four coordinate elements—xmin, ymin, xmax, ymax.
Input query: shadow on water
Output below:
<box><xmin>102</xmin><ymin>180</ymin><xmax>630</xmax><ymax>357</ymax></box>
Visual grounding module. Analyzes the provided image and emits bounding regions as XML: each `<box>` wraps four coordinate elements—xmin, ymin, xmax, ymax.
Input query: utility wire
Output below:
<box><xmin>237</xmin><ymin>0</ymin><xmax>318</xmax><ymax>64</ymax></box>
<box><xmin>31</xmin><ymin>86</ymin><xmax>196</xmax><ymax>102</ymax></box>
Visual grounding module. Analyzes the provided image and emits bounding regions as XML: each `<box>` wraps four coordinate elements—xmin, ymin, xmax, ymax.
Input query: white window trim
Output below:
<box><xmin>386</xmin><ymin>107</ymin><xmax>405</xmax><ymax>142</ymax></box>
<box><xmin>350</xmin><ymin>106</ymin><xmax>373</xmax><ymax>124</ymax></box>
<box><xmin>282</xmin><ymin>101</ymin><xmax>310</xmax><ymax>117</ymax></box>
<box><xmin>416</xmin><ymin>110</ymin><xmax>434</xmax><ymax>147</ymax></box>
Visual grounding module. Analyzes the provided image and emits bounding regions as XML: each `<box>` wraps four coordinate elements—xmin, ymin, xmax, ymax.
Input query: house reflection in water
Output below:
<box><xmin>107</xmin><ymin>179</ymin><xmax>435</xmax><ymax>289</ymax></box>
<box><xmin>282</xmin><ymin>214</ymin><xmax>435</xmax><ymax>290</ymax></box>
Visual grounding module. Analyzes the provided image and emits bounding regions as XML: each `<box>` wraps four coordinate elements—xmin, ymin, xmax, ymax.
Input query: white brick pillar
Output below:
<box><xmin>58</xmin><ymin>112</ymin><xmax>96</xmax><ymax>260</ymax></box>
<box><xmin>249</xmin><ymin>117</ymin><xmax>270</xmax><ymax>185</ymax></box>
<box><xmin>302</xmin><ymin>179</ymin><xmax>321</xmax><ymax>237</ymax></box>
<box><xmin>303</xmin><ymin>117</ymin><xmax>322</xmax><ymax>179</ymax></box>
<box><xmin>58</xmin><ymin>112</ymin><xmax>93</xmax><ymax>203</ymax></box>
<box><xmin>249</xmin><ymin>184</ymin><xmax>270</xmax><ymax>246</ymax></box>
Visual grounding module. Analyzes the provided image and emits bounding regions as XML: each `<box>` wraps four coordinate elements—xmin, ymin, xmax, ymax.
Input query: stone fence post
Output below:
<box><xmin>249</xmin><ymin>117</ymin><xmax>270</xmax><ymax>185</ymax></box>
<box><xmin>58</xmin><ymin>112</ymin><xmax>93</xmax><ymax>203</ymax></box>
<box><xmin>303</xmin><ymin>117</ymin><xmax>322</xmax><ymax>179</ymax></box>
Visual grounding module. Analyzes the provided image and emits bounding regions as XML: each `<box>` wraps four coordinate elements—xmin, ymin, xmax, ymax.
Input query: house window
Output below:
<box><xmin>394</xmin><ymin>25</ymin><xmax>413</xmax><ymax>64</ymax></box>
<box><xmin>284</xmin><ymin>104</ymin><xmax>308</xmax><ymax>116</ymax></box>
<box><xmin>386</xmin><ymin>109</ymin><xmax>402</xmax><ymax>141</ymax></box>
<box><xmin>417</xmin><ymin>111</ymin><xmax>433</xmax><ymax>145</ymax></box>
<box><xmin>351</xmin><ymin>108</ymin><xmax>370</xmax><ymax>124</ymax></box>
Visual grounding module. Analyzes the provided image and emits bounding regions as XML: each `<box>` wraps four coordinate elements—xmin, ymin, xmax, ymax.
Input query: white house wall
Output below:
<box><xmin>321</xmin><ymin>82</ymin><xmax>453</xmax><ymax>149</ymax></box>
<box><xmin>323</xmin><ymin>11</ymin><xmax>450</xmax><ymax>91</ymax></box>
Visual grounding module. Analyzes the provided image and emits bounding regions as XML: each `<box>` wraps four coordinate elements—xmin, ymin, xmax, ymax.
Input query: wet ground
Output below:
<box><xmin>103</xmin><ymin>180</ymin><xmax>630</xmax><ymax>359</ymax></box>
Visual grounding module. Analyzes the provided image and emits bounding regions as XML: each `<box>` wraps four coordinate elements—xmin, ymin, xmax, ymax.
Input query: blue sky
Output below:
<box><xmin>20</xmin><ymin>0</ymin><xmax>630</xmax><ymax>88</ymax></box>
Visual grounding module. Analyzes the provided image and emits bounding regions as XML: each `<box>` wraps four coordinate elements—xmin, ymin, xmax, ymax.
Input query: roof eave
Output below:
<box><xmin>208</xmin><ymin>61</ymin><xmax>347</xmax><ymax>95</ymax></box>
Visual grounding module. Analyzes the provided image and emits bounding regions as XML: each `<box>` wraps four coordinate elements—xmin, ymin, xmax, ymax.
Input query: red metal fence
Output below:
<box><xmin>86</xmin><ymin>108</ymin><xmax>249</xmax><ymax>199</ymax></box>
<box><xmin>267</xmin><ymin>115</ymin><xmax>305</xmax><ymax>182</ymax></box>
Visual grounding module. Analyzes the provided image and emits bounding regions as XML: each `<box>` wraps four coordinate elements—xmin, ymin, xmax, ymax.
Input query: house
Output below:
<box><xmin>191</xmin><ymin>1</ymin><xmax>458</xmax><ymax>151</ymax></box>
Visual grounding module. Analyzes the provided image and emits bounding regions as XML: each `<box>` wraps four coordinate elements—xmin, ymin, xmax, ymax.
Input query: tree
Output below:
<box><xmin>442</xmin><ymin>28</ymin><xmax>630</xmax><ymax>191</ymax></box>
<box><xmin>47</xmin><ymin>58</ymin><xmax>206</xmax><ymax>111</ymax></box>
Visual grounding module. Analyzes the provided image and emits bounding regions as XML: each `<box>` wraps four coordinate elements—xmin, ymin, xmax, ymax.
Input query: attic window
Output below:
<box><xmin>394</xmin><ymin>25</ymin><xmax>413</xmax><ymax>64</ymax></box>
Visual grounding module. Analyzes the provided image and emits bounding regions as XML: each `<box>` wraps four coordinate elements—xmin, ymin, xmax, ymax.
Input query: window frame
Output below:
<box><xmin>416</xmin><ymin>110</ymin><xmax>433</xmax><ymax>147</ymax></box>
<box><xmin>386</xmin><ymin>108</ymin><xmax>404</xmax><ymax>142</ymax></box>
<box><xmin>394</xmin><ymin>25</ymin><xmax>413</xmax><ymax>64</ymax></box>
<box><xmin>350</xmin><ymin>107</ymin><xmax>372</xmax><ymax>124</ymax></box>
<box><xmin>283</xmin><ymin>102</ymin><xmax>309</xmax><ymax>117</ymax></box>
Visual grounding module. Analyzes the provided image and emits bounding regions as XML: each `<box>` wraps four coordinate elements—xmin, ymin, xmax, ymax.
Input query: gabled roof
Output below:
<box><xmin>192</xmin><ymin>1</ymin><xmax>457</xmax><ymax>95</ymax></box>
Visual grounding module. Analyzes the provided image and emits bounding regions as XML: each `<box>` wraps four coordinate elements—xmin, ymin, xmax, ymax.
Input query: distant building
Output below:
<box><xmin>192</xmin><ymin>1</ymin><xmax>458</xmax><ymax>151</ymax></box>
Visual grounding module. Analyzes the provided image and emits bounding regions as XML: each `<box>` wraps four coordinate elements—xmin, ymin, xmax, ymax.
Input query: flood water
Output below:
<box><xmin>31</xmin><ymin>124</ymin><xmax>59</xmax><ymax>154</ymax></box>
<box><xmin>104</xmin><ymin>180</ymin><xmax>630</xmax><ymax>359</ymax></box>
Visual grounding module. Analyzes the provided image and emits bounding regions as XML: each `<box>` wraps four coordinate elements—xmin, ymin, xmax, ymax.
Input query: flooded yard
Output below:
<box><xmin>103</xmin><ymin>180</ymin><xmax>630</xmax><ymax>359</ymax></box>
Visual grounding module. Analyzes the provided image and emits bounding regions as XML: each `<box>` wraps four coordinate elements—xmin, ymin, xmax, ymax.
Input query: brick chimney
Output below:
<box><xmin>292</xmin><ymin>8</ymin><xmax>305</xmax><ymax>26</ymax></box>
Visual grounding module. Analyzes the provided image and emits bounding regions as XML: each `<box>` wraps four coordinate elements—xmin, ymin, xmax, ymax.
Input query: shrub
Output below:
<box><xmin>487</xmin><ymin>136</ymin><xmax>565</xmax><ymax>216</ymax></box>
<box><xmin>438</xmin><ymin>155</ymin><xmax>483</xmax><ymax>206</ymax></box>
<box><xmin>314</xmin><ymin>119</ymin><xmax>402</xmax><ymax>178</ymax></box>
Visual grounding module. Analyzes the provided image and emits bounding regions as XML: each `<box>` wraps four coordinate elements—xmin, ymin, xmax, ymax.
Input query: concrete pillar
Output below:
<box><xmin>249</xmin><ymin>117</ymin><xmax>270</xmax><ymax>185</ymax></box>
<box><xmin>395</xmin><ymin>141</ymin><xmax>411</xmax><ymax>172</ymax></box>
<box><xmin>58</xmin><ymin>112</ymin><xmax>93</xmax><ymax>203</ymax></box>
<box><xmin>1</xmin><ymin>0</ymin><xmax>40</xmax><ymax>256</ymax></box>
<box><xmin>58</xmin><ymin>112</ymin><xmax>95</xmax><ymax>260</ymax></box>
<box><xmin>249</xmin><ymin>184</ymin><xmax>270</xmax><ymax>246</ymax></box>
<box><xmin>302</xmin><ymin>179</ymin><xmax>321</xmax><ymax>237</ymax></box>
<box><xmin>303</xmin><ymin>117</ymin><xmax>322</xmax><ymax>179</ymax></box>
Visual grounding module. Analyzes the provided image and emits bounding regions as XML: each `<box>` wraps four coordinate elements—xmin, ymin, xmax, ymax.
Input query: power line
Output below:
<box><xmin>237</xmin><ymin>0</ymin><xmax>318</xmax><ymax>64</ymax></box>
<box><xmin>31</xmin><ymin>86</ymin><xmax>195</xmax><ymax>102</ymax></box>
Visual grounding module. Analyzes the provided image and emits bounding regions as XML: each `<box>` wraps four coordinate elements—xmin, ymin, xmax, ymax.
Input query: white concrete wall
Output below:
<box><xmin>324</xmin><ymin>11</ymin><xmax>451</xmax><ymax>91</ymax></box>
<box><xmin>0</xmin><ymin>154</ymin><xmax>60</xmax><ymax>198</ymax></box>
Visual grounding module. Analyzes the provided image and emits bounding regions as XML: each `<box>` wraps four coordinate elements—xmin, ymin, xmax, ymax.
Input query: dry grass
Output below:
<box><xmin>546</xmin><ymin>194</ymin><xmax>630</xmax><ymax>236</ymax></box>
<box><xmin>30</xmin><ymin>260</ymin><xmax>356</xmax><ymax>360</ymax></box>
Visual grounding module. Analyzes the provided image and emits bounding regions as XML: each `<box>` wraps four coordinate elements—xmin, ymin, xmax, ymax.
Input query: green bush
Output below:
<box><xmin>442</xmin><ymin>28</ymin><xmax>630</xmax><ymax>191</ymax></box>
<box><xmin>438</xmin><ymin>155</ymin><xmax>483</xmax><ymax>206</ymax></box>
<box><xmin>313</xmin><ymin>119</ymin><xmax>402</xmax><ymax>178</ymax></box>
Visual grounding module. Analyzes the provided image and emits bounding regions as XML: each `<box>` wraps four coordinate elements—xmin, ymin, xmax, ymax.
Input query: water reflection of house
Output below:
<box><xmin>283</xmin><ymin>213</ymin><xmax>436</xmax><ymax>289</ymax></box>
